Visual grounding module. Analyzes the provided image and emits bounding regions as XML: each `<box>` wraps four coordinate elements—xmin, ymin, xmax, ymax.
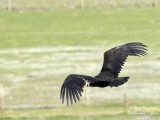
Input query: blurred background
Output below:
<box><xmin>0</xmin><ymin>0</ymin><xmax>160</xmax><ymax>120</ymax></box>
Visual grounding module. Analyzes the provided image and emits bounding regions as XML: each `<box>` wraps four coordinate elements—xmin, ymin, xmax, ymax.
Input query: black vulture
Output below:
<box><xmin>60</xmin><ymin>42</ymin><xmax>148</xmax><ymax>105</ymax></box>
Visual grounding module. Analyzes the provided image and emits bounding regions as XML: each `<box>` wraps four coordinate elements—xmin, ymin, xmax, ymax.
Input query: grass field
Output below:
<box><xmin>0</xmin><ymin>0</ymin><xmax>159</xmax><ymax>10</ymax></box>
<box><xmin>0</xmin><ymin>7</ymin><xmax>160</xmax><ymax>120</ymax></box>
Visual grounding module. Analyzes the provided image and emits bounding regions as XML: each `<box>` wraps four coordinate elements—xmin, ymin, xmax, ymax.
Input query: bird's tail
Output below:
<box><xmin>109</xmin><ymin>77</ymin><xmax>129</xmax><ymax>87</ymax></box>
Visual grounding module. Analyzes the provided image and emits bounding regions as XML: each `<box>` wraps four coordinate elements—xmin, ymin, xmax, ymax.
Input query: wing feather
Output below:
<box><xmin>100</xmin><ymin>42</ymin><xmax>148</xmax><ymax>76</ymax></box>
<box><xmin>66</xmin><ymin>88</ymin><xmax>69</xmax><ymax>105</ymax></box>
<box><xmin>72</xmin><ymin>94</ymin><xmax>77</xmax><ymax>103</ymax></box>
<box><xmin>61</xmin><ymin>87</ymin><xmax>65</xmax><ymax>104</ymax></box>
<box><xmin>69</xmin><ymin>89</ymin><xmax>73</xmax><ymax>105</ymax></box>
<box><xmin>60</xmin><ymin>74</ymin><xmax>98</xmax><ymax>105</ymax></box>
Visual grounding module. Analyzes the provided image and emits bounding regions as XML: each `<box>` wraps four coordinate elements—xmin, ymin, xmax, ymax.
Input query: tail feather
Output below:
<box><xmin>109</xmin><ymin>77</ymin><xmax>129</xmax><ymax>87</ymax></box>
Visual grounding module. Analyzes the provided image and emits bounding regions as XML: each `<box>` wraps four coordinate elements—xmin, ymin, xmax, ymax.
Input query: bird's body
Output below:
<box><xmin>60</xmin><ymin>42</ymin><xmax>148</xmax><ymax>105</ymax></box>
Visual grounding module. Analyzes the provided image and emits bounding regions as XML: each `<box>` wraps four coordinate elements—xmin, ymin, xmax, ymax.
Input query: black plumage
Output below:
<box><xmin>60</xmin><ymin>42</ymin><xmax>148</xmax><ymax>105</ymax></box>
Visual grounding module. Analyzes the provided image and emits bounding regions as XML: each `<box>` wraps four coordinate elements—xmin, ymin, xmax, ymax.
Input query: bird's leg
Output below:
<box><xmin>86</xmin><ymin>83</ymin><xmax>90</xmax><ymax>87</ymax></box>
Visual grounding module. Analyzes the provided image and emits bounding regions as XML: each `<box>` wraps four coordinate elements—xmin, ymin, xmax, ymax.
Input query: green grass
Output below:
<box><xmin>1</xmin><ymin>114</ymin><xmax>141</xmax><ymax>120</ymax></box>
<box><xmin>1</xmin><ymin>114</ymin><xmax>137</xmax><ymax>120</ymax></box>
<box><xmin>0</xmin><ymin>8</ymin><xmax>160</xmax><ymax>49</ymax></box>
<box><xmin>2</xmin><ymin>105</ymin><xmax>160</xmax><ymax>120</ymax></box>
<box><xmin>0</xmin><ymin>0</ymin><xmax>159</xmax><ymax>10</ymax></box>
<box><xmin>3</xmin><ymin>104</ymin><xmax>160</xmax><ymax>120</ymax></box>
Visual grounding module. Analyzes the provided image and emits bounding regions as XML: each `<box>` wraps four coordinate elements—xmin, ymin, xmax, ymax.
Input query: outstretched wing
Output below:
<box><xmin>60</xmin><ymin>74</ymin><xmax>97</xmax><ymax>105</ymax></box>
<box><xmin>100</xmin><ymin>42</ymin><xmax>148</xmax><ymax>76</ymax></box>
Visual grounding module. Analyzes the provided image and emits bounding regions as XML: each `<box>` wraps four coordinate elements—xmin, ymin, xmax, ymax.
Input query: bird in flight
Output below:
<box><xmin>60</xmin><ymin>42</ymin><xmax>148</xmax><ymax>105</ymax></box>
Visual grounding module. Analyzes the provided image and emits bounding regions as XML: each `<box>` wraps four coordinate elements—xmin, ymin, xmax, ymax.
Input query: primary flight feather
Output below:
<box><xmin>60</xmin><ymin>42</ymin><xmax>148</xmax><ymax>105</ymax></box>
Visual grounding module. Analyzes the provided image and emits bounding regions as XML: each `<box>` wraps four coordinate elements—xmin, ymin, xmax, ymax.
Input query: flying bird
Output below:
<box><xmin>60</xmin><ymin>42</ymin><xmax>148</xmax><ymax>105</ymax></box>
